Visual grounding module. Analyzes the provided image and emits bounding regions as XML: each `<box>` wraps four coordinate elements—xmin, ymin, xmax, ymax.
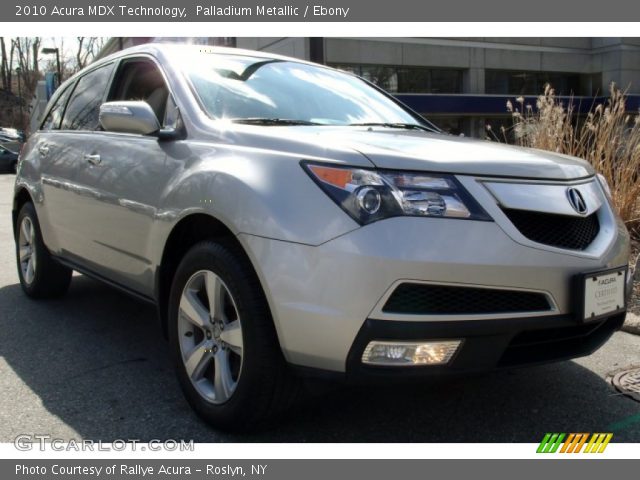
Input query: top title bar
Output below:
<box><xmin>6</xmin><ymin>0</ymin><xmax>640</xmax><ymax>22</ymax></box>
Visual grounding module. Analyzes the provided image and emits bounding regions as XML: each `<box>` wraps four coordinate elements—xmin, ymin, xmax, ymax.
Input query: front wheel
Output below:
<box><xmin>168</xmin><ymin>240</ymin><xmax>298</xmax><ymax>431</ymax></box>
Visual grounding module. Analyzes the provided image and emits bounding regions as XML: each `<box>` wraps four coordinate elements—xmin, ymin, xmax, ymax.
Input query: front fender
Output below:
<box><xmin>153</xmin><ymin>143</ymin><xmax>362</xmax><ymax>249</ymax></box>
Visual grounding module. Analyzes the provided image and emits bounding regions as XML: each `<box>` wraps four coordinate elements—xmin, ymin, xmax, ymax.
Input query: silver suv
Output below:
<box><xmin>13</xmin><ymin>44</ymin><xmax>632</xmax><ymax>430</ymax></box>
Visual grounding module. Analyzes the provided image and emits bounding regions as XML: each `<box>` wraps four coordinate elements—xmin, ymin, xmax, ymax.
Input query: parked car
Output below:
<box><xmin>0</xmin><ymin>144</ymin><xmax>18</xmax><ymax>173</ymax></box>
<box><xmin>1</xmin><ymin>127</ymin><xmax>21</xmax><ymax>138</ymax></box>
<box><xmin>13</xmin><ymin>44</ymin><xmax>632</xmax><ymax>431</ymax></box>
<box><xmin>0</xmin><ymin>127</ymin><xmax>24</xmax><ymax>143</ymax></box>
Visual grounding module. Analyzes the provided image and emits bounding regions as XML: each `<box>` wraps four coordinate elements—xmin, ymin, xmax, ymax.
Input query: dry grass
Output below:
<box><xmin>488</xmin><ymin>84</ymin><xmax>640</xmax><ymax>237</ymax></box>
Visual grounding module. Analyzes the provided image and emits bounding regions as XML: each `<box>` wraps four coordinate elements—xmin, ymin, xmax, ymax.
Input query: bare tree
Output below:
<box><xmin>1</xmin><ymin>37</ymin><xmax>15</xmax><ymax>92</ymax></box>
<box><xmin>1</xmin><ymin>37</ymin><xmax>8</xmax><ymax>90</ymax></box>
<box><xmin>76</xmin><ymin>37</ymin><xmax>105</xmax><ymax>70</ymax></box>
<box><xmin>12</xmin><ymin>37</ymin><xmax>42</xmax><ymax>94</ymax></box>
<box><xmin>0</xmin><ymin>37</ymin><xmax>42</xmax><ymax>130</ymax></box>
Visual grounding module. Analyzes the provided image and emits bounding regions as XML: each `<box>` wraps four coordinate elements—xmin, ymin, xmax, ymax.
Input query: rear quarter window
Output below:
<box><xmin>40</xmin><ymin>83</ymin><xmax>74</xmax><ymax>131</ymax></box>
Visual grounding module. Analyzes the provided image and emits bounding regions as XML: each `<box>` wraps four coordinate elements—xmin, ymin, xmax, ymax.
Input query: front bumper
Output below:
<box><xmin>346</xmin><ymin>312</ymin><xmax>625</xmax><ymax>381</ymax></box>
<box><xmin>239</xmin><ymin>212</ymin><xmax>630</xmax><ymax>374</ymax></box>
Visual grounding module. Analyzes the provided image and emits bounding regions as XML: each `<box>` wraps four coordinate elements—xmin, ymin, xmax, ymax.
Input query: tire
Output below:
<box><xmin>167</xmin><ymin>241</ymin><xmax>299</xmax><ymax>432</ymax></box>
<box><xmin>15</xmin><ymin>202</ymin><xmax>72</xmax><ymax>299</ymax></box>
<box><xmin>168</xmin><ymin>240</ymin><xmax>299</xmax><ymax>431</ymax></box>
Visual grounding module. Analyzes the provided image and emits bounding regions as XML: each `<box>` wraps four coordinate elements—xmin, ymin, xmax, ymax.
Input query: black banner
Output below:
<box><xmin>7</xmin><ymin>0</ymin><xmax>640</xmax><ymax>21</ymax></box>
<box><xmin>4</xmin><ymin>459</ymin><xmax>640</xmax><ymax>480</ymax></box>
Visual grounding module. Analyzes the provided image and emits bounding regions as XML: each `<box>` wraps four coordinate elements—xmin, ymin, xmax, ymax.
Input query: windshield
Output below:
<box><xmin>184</xmin><ymin>54</ymin><xmax>423</xmax><ymax>126</ymax></box>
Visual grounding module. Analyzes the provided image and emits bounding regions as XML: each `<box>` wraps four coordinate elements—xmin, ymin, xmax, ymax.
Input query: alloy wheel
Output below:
<box><xmin>178</xmin><ymin>270</ymin><xmax>243</xmax><ymax>404</ymax></box>
<box><xmin>18</xmin><ymin>216</ymin><xmax>37</xmax><ymax>285</ymax></box>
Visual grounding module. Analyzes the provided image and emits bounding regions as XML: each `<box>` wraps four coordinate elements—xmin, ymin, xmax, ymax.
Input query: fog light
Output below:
<box><xmin>362</xmin><ymin>340</ymin><xmax>461</xmax><ymax>366</ymax></box>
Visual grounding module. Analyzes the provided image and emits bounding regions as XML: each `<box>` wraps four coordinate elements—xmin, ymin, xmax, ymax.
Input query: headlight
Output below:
<box><xmin>303</xmin><ymin>162</ymin><xmax>492</xmax><ymax>225</ymax></box>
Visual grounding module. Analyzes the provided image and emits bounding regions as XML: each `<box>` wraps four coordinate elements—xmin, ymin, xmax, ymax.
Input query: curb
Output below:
<box><xmin>623</xmin><ymin>312</ymin><xmax>640</xmax><ymax>335</ymax></box>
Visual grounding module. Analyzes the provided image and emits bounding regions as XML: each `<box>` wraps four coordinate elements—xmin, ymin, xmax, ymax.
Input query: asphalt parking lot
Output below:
<box><xmin>1</xmin><ymin>172</ymin><xmax>640</xmax><ymax>443</ymax></box>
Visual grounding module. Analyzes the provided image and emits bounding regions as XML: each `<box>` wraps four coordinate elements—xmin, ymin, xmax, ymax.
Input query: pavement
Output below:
<box><xmin>1</xmin><ymin>172</ymin><xmax>640</xmax><ymax>443</ymax></box>
<box><xmin>623</xmin><ymin>312</ymin><xmax>640</xmax><ymax>335</ymax></box>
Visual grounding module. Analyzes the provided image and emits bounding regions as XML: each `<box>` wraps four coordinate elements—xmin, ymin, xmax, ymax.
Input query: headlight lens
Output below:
<box><xmin>303</xmin><ymin>162</ymin><xmax>491</xmax><ymax>225</ymax></box>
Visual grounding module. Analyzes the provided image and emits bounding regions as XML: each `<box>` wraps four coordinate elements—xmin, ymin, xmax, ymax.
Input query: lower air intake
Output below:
<box><xmin>382</xmin><ymin>283</ymin><xmax>551</xmax><ymax>315</ymax></box>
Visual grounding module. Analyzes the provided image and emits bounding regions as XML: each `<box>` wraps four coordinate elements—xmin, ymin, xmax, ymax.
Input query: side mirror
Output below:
<box><xmin>99</xmin><ymin>101</ymin><xmax>160</xmax><ymax>136</ymax></box>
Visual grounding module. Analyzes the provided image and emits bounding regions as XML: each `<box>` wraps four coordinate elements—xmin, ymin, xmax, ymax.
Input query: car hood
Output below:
<box><xmin>307</xmin><ymin>128</ymin><xmax>594</xmax><ymax>180</ymax></box>
<box><xmin>215</xmin><ymin>125</ymin><xmax>595</xmax><ymax>180</ymax></box>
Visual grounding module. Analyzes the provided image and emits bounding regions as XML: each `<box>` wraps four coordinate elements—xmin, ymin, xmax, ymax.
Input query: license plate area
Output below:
<box><xmin>576</xmin><ymin>267</ymin><xmax>627</xmax><ymax>322</ymax></box>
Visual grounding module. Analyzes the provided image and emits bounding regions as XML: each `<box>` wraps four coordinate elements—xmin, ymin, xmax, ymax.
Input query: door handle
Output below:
<box><xmin>38</xmin><ymin>145</ymin><xmax>50</xmax><ymax>157</ymax></box>
<box><xmin>84</xmin><ymin>153</ymin><xmax>101</xmax><ymax>166</ymax></box>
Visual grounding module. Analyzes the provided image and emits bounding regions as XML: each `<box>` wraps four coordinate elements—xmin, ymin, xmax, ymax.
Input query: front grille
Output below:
<box><xmin>382</xmin><ymin>283</ymin><xmax>551</xmax><ymax>315</ymax></box>
<box><xmin>502</xmin><ymin>208</ymin><xmax>600</xmax><ymax>250</ymax></box>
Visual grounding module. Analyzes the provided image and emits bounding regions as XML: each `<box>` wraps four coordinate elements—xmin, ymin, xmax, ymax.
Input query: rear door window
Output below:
<box><xmin>61</xmin><ymin>63</ymin><xmax>114</xmax><ymax>131</ymax></box>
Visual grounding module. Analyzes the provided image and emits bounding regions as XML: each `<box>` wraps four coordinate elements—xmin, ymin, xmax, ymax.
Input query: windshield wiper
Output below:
<box><xmin>231</xmin><ymin>118</ymin><xmax>321</xmax><ymax>126</ymax></box>
<box><xmin>348</xmin><ymin>122</ymin><xmax>438</xmax><ymax>133</ymax></box>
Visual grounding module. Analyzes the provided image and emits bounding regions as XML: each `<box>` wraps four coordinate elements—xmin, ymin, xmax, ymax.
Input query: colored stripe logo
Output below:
<box><xmin>537</xmin><ymin>433</ymin><xmax>613</xmax><ymax>453</ymax></box>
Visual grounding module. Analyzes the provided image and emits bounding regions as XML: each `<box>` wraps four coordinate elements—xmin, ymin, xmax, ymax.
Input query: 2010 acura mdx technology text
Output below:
<box><xmin>13</xmin><ymin>44</ymin><xmax>633</xmax><ymax>430</ymax></box>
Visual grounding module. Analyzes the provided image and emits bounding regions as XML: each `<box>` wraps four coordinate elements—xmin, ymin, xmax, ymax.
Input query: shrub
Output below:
<box><xmin>488</xmin><ymin>84</ymin><xmax>640</xmax><ymax>237</ymax></box>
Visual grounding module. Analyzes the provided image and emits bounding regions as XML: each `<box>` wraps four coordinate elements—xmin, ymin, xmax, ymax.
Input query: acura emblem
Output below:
<box><xmin>567</xmin><ymin>187</ymin><xmax>588</xmax><ymax>214</ymax></box>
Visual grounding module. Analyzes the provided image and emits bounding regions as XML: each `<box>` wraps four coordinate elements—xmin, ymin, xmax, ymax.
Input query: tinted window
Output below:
<box><xmin>485</xmin><ymin>70</ymin><xmax>585</xmax><ymax>95</ymax></box>
<box><xmin>108</xmin><ymin>59</ymin><xmax>170</xmax><ymax>124</ymax></box>
<box><xmin>61</xmin><ymin>63</ymin><xmax>114</xmax><ymax>131</ymax></box>
<box><xmin>429</xmin><ymin>70</ymin><xmax>463</xmax><ymax>94</ymax></box>
<box><xmin>41</xmin><ymin>83</ymin><xmax>74</xmax><ymax>131</ymax></box>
